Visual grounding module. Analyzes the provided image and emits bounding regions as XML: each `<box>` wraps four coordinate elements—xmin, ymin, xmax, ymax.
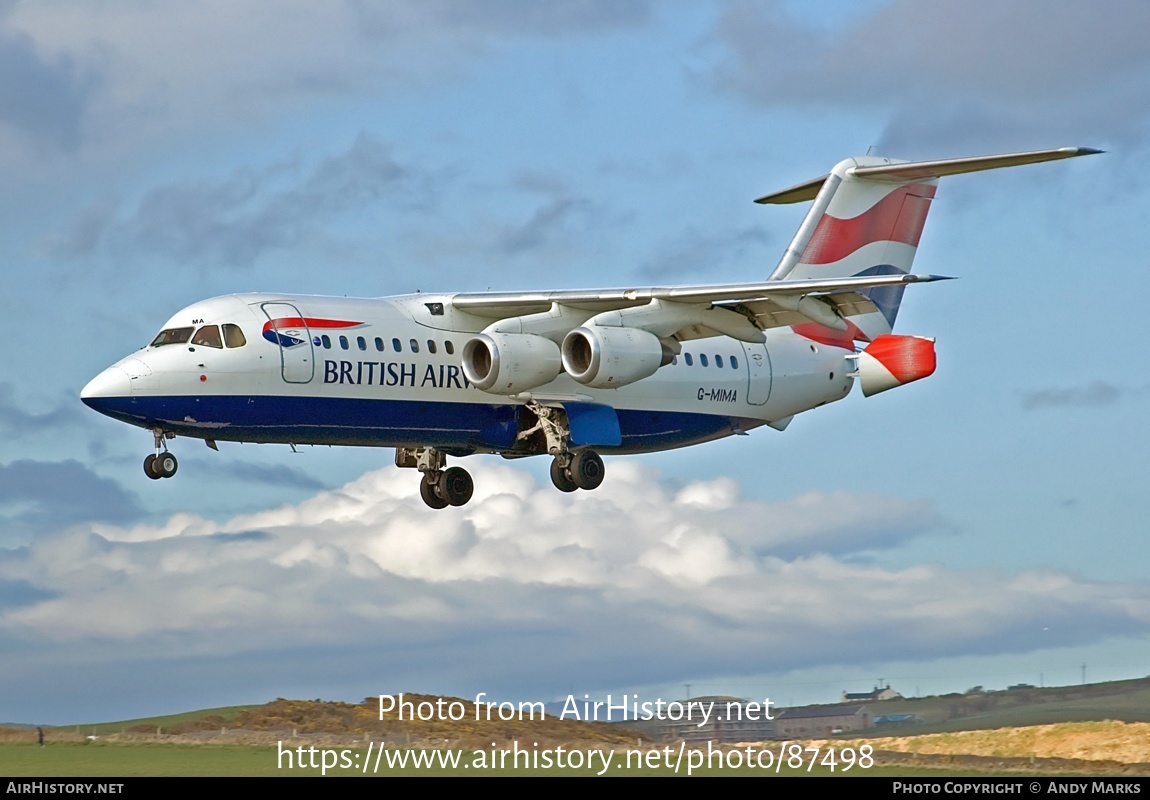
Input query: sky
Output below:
<box><xmin>2</xmin><ymin>0</ymin><xmax>1150</xmax><ymax>725</ymax></box>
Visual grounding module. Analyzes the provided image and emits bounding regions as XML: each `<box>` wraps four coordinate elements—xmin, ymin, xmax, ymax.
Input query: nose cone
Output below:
<box><xmin>81</xmin><ymin>366</ymin><xmax>132</xmax><ymax>409</ymax></box>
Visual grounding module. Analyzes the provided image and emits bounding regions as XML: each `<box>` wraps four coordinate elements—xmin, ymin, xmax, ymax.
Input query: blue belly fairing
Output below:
<box><xmin>82</xmin><ymin>394</ymin><xmax>754</xmax><ymax>455</ymax></box>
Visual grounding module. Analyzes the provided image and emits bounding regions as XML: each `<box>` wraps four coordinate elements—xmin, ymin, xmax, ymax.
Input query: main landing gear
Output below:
<box><xmin>397</xmin><ymin>447</ymin><xmax>474</xmax><ymax>509</ymax></box>
<box><xmin>518</xmin><ymin>402</ymin><xmax>606</xmax><ymax>494</ymax></box>
<box><xmin>549</xmin><ymin>450</ymin><xmax>604</xmax><ymax>492</ymax></box>
<box><xmin>143</xmin><ymin>429</ymin><xmax>178</xmax><ymax>479</ymax></box>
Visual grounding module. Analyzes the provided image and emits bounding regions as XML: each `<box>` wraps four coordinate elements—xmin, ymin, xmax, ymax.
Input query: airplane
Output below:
<box><xmin>81</xmin><ymin>146</ymin><xmax>1098</xmax><ymax>509</ymax></box>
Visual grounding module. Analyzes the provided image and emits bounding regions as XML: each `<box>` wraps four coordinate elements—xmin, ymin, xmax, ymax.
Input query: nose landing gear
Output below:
<box><xmin>144</xmin><ymin>451</ymin><xmax>178</xmax><ymax>479</ymax></box>
<box><xmin>143</xmin><ymin>429</ymin><xmax>178</xmax><ymax>479</ymax></box>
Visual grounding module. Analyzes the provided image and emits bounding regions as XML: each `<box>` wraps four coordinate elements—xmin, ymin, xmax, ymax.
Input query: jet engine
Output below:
<box><xmin>561</xmin><ymin>325</ymin><xmax>674</xmax><ymax>389</ymax></box>
<box><xmin>857</xmin><ymin>334</ymin><xmax>936</xmax><ymax>397</ymax></box>
<box><xmin>461</xmin><ymin>332</ymin><xmax>563</xmax><ymax>394</ymax></box>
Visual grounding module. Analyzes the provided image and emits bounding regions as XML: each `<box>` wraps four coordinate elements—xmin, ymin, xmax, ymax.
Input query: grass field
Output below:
<box><xmin>8</xmin><ymin>679</ymin><xmax>1150</xmax><ymax>777</ymax></box>
<box><xmin>2</xmin><ymin>741</ymin><xmax>284</xmax><ymax>777</ymax></box>
<box><xmin>0</xmin><ymin>740</ymin><xmax>1049</xmax><ymax>777</ymax></box>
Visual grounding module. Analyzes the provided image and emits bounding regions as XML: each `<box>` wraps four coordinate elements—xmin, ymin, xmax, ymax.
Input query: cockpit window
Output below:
<box><xmin>150</xmin><ymin>327</ymin><xmax>194</xmax><ymax>347</ymax></box>
<box><xmin>191</xmin><ymin>325</ymin><xmax>223</xmax><ymax>349</ymax></box>
<box><xmin>222</xmin><ymin>324</ymin><xmax>247</xmax><ymax>348</ymax></box>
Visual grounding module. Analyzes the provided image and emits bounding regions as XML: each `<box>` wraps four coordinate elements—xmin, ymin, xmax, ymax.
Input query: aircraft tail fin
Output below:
<box><xmin>756</xmin><ymin>147</ymin><xmax>1099</xmax><ymax>339</ymax></box>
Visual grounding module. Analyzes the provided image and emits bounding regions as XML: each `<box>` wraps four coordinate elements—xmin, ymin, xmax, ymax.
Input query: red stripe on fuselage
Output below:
<box><xmin>264</xmin><ymin>317</ymin><xmax>362</xmax><ymax>330</ymax></box>
<box><xmin>800</xmin><ymin>183</ymin><xmax>936</xmax><ymax>266</ymax></box>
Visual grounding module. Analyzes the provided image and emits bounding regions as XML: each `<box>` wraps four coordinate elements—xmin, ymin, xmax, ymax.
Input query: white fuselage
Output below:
<box><xmin>81</xmin><ymin>292</ymin><xmax>855</xmax><ymax>457</ymax></box>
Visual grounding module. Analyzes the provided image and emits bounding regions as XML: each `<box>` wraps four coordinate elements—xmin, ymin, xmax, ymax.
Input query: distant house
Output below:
<box><xmin>775</xmin><ymin>705</ymin><xmax>871</xmax><ymax>738</ymax></box>
<box><xmin>841</xmin><ymin>685</ymin><xmax>902</xmax><ymax>703</ymax></box>
<box><xmin>657</xmin><ymin>697</ymin><xmax>776</xmax><ymax>743</ymax></box>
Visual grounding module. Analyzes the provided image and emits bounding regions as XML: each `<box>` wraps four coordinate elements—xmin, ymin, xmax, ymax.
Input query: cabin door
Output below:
<box><xmin>260</xmin><ymin>302</ymin><xmax>315</xmax><ymax>384</ymax></box>
<box><xmin>741</xmin><ymin>341</ymin><xmax>772</xmax><ymax>405</ymax></box>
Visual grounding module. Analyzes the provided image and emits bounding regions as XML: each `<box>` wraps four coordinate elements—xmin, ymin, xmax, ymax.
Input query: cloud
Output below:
<box><xmin>216</xmin><ymin>461</ymin><xmax>327</xmax><ymax>491</ymax></box>
<box><xmin>639</xmin><ymin>225</ymin><xmax>770</xmax><ymax>280</ymax></box>
<box><xmin>0</xmin><ymin>24</ymin><xmax>96</xmax><ymax>150</ymax></box>
<box><xmin>0</xmin><ymin>383</ymin><xmax>86</xmax><ymax>436</ymax></box>
<box><xmin>497</xmin><ymin>196</ymin><xmax>595</xmax><ymax>255</ymax></box>
<box><xmin>1020</xmin><ymin>380</ymin><xmax>1128</xmax><ymax>410</ymax></box>
<box><xmin>0</xmin><ymin>578</ymin><xmax>56</xmax><ymax>609</ymax></box>
<box><xmin>4</xmin><ymin>1</ymin><xmax>652</xmax><ymax>162</ymax></box>
<box><xmin>485</xmin><ymin>173</ymin><xmax>607</xmax><ymax>258</ymax></box>
<box><xmin>3</xmin><ymin>461</ymin><xmax>1147</xmax><ymax>721</ymax></box>
<box><xmin>710</xmin><ymin>0</ymin><xmax>1150</xmax><ymax>152</ymax></box>
<box><xmin>352</xmin><ymin>0</ymin><xmax>651</xmax><ymax>40</ymax></box>
<box><xmin>0</xmin><ymin>459</ymin><xmax>145</xmax><ymax>539</ymax></box>
<box><xmin>48</xmin><ymin>135</ymin><xmax>426</xmax><ymax>267</ymax></box>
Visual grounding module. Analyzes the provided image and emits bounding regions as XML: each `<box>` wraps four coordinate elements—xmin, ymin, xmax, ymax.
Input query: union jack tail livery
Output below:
<box><xmin>757</xmin><ymin>148</ymin><xmax>1099</xmax><ymax>342</ymax></box>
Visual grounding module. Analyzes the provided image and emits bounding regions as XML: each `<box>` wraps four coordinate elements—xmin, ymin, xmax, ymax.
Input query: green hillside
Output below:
<box><xmin>64</xmin><ymin>705</ymin><xmax>258</xmax><ymax>736</ymax></box>
<box><xmin>856</xmin><ymin>676</ymin><xmax>1150</xmax><ymax>735</ymax></box>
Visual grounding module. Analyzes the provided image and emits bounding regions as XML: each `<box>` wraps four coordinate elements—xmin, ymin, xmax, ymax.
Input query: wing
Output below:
<box><xmin>446</xmin><ymin>146</ymin><xmax>1095</xmax><ymax>398</ymax></box>
<box><xmin>451</xmin><ymin>272</ymin><xmax>949</xmax><ymax>341</ymax></box>
<box><xmin>453</xmin><ymin>147</ymin><xmax>1097</xmax><ymax>342</ymax></box>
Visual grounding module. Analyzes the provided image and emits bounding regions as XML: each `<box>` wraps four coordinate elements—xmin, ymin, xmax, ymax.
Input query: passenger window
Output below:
<box><xmin>684</xmin><ymin>353</ymin><xmax>693</xmax><ymax>366</ymax></box>
<box><xmin>357</xmin><ymin>336</ymin><xmax>367</xmax><ymax>351</ymax></box>
<box><xmin>393</xmin><ymin>338</ymin><xmax>402</xmax><ymax>352</ymax></box>
<box><xmin>730</xmin><ymin>356</ymin><xmax>738</xmax><ymax>369</ymax></box>
<box><xmin>700</xmin><ymin>354</ymin><xmax>709</xmax><ymax>367</ymax></box>
<box><xmin>715</xmin><ymin>354</ymin><xmax>723</xmax><ymax>368</ymax></box>
<box><xmin>427</xmin><ymin>340</ymin><xmax>437</xmax><ymax>354</ymax></box>
<box><xmin>321</xmin><ymin>335</ymin><xmax>331</xmax><ymax>349</ymax></box>
<box><xmin>150</xmin><ymin>327</ymin><xmax>194</xmax><ymax>347</ymax></box>
<box><xmin>339</xmin><ymin>336</ymin><xmax>349</xmax><ymax>350</ymax></box>
<box><xmin>191</xmin><ymin>325</ymin><xmax>223</xmax><ymax>348</ymax></box>
<box><xmin>222</xmin><ymin>324</ymin><xmax>247</xmax><ymax>348</ymax></box>
<box><xmin>410</xmin><ymin>339</ymin><xmax>420</xmax><ymax>353</ymax></box>
<box><xmin>445</xmin><ymin>341</ymin><xmax>455</xmax><ymax>355</ymax></box>
<box><xmin>375</xmin><ymin>337</ymin><xmax>384</xmax><ymax>352</ymax></box>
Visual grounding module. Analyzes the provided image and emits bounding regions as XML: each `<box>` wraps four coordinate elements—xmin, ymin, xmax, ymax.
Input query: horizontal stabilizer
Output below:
<box><xmin>755</xmin><ymin>174</ymin><xmax>829</xmax><ymax>205</ymax></box>
<box><xmin>849</xmin><ymin>146</ymin><xmax>1102</xmax><ymax>182</ymax></box>
<box><xmin>755</xmin><ymin>147</ymin><xmax>1100</xmax><ymax>204</ymax></box>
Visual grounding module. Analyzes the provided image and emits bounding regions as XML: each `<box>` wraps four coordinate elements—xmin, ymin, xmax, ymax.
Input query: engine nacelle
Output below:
<box><xmin>857</xmin><ymin>334</ymin><xmax>936</xmax><ymax>397</ymax></box>
<box><xmin>561</xmin><ymin>325</ymin><xmax>673</xmax><ymax>389</ymax></box>
<box><xmin>461</xmin><ymin>332</ymin><xmax>562</xmax><ymax>394</ymax></box>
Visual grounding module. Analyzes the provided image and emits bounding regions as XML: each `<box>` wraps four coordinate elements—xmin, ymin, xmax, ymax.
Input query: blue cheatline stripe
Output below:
<box><xmin>82</xmin><ymin>394</ymin><xmax>759</xmax><ymax>455</ymax></box>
